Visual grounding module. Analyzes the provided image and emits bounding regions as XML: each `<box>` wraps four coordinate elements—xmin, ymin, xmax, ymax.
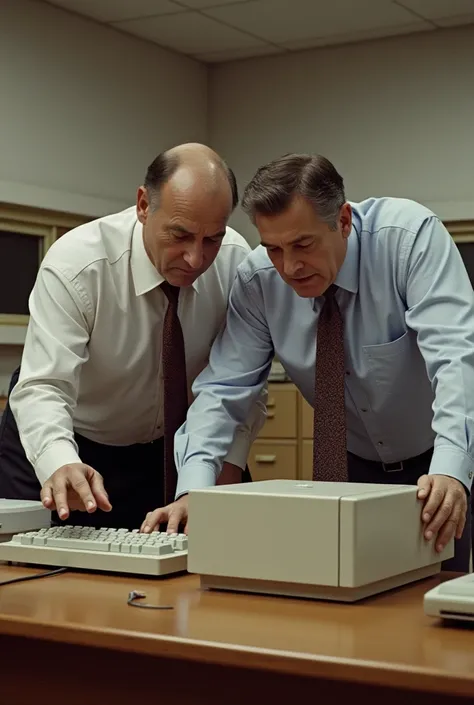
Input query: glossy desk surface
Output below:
<box><xmin>0</xmin><ymin>566</ymin><xmax>473</xmax><ymax>697</ymax></box>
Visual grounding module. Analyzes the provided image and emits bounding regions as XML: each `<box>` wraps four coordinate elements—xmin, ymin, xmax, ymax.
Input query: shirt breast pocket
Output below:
<box><xmin>363</xmin><ymin>330</ymin><xmax>420</xmax><ymax>389</ymax></box>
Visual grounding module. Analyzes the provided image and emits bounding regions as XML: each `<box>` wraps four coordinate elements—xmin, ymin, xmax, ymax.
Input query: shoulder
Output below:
<box><xmin>219</xmin><ymin>225</ymin><xmax>252</xmax><ymax>256</ymax></box>
<box><xmin>236</xmin><ymin>245</ymin><xmax>276</xmax><ymax>283</ymax></box>
<box><xmin>354</xmin><ymin>197</ymin><xmax>438</xmax><ymax>238</ymax></box>
<box><xmin>41</xmin><ymin>207</ymin><xmax>136</xmax><ymax>281</ymax></box>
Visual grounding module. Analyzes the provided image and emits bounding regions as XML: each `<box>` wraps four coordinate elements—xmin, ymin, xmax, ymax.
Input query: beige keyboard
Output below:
<box><xmin>0</xmin><ymin>525</ymin><xmax>188</xmax><ymax>577</ymax></box>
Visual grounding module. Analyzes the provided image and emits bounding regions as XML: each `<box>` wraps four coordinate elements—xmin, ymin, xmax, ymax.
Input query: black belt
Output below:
<box><xmin>350</xmin><ymin>447</ymin><xmax>434</xmax><ymax>473</ymax></box>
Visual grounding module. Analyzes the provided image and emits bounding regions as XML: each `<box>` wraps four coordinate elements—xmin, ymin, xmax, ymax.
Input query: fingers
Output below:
<box><xmin>50</xmin><ymin>474</ymin><xmax>70</xmax><ymax>520</ymax></box>
<box><xmin>434</xmin><ymin>508</ymin><xmax>466</xmax><ymax>552</ymax></box>
<box><xmin>417</xmin><ymin>474</ymin><xmax>432</xmax><ymax>505</ymax></box>
<box><xmin>141</xmin><ymin>508</ymin><xmax>166</xmax><ymax>534</ymax></box>
<box><xmin>89</xmin><ymin>471</ymin><xmax>112</xmax><ymax>512</ymax></box>
<box><xmin>425</xmin><ymin>488</ymin><xmax>466</xmax><ymax>550</ymax></box>
<box><xmin>455</xmin><ymin>506</ymin><xmax>467</xmax><ymax>540</ymax></box>
<box><xmin>420</xmin><ymin>484</ymin><xmax>444</xmax><ymax>526</ymax></box>
<box><xmin>69</xmin><ymin>467</ymin><xmax>98</xmax><ymax>513</ymax></box>
<box><xmin>40</xmin><ymin>483</ymin><xmax>54</xmax><ymax>510</ymax></box>
<box><xmin>166</xmin><ymin>503</ymin><xmax>186</xmax><ymax>535</ymax></box>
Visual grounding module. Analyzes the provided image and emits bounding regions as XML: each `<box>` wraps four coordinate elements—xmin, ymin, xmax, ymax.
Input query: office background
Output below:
<box><xmin>1</xmin><ymin>0</ymin><xmax>474</xmax><ymax>402</ymax></box>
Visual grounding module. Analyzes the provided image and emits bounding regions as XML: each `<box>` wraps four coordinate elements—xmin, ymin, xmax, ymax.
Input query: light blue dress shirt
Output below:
<box><xmin>174</xmin><ymin>197</ymin><xmax>474</xmax><ymax>497</ymax></box>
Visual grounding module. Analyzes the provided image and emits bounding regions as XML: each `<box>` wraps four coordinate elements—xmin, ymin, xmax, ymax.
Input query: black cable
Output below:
<box><xmin>127</xmin><ymin>590</ymin><xmax>173</xmax><ymax>610</ymax></box>
<box><xmin>0</xmin><ymin>566</ymin><xmax>68</xmax><ymax>586</ymax></box>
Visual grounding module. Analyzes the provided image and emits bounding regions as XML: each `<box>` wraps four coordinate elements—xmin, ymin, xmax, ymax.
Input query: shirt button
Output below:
<box><xmin>469</xmin><ymin>471</ymin><xmax>473</xmax><ymax>480</ymax></box>
<box><xmin>377</xmin><ymin>441</ymin><xmax>384</xmax><ymax>446</ymax></box>
<box><xmin>361</xmin><ymin>408</ymin><xmax>368</xmax><ymax>413</ymax></box>
<box><xmin>345</xmin><ymin>370</ymin><xmax>351</xmax><ymax>376</ymax></box>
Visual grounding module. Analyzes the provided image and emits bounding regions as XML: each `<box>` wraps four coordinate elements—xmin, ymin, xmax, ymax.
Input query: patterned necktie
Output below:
<box><xmin>313</xmin><ymin>284</ymin><xmax>348</xmax><ymax>482</ymax></box>
<box><xmin>161</xmin><ymin>282</ymin><xmax>188</xmax><ymax>505</ymax></box>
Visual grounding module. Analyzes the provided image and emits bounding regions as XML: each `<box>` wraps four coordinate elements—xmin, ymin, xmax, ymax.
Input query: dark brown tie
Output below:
<box><xmin>313</xmin><ymin>284</ymin><xmax>348</xmax><ymax>482</ymax></box>
<box><xmin>161</xmin><ymin>282</ymin><xmax>188</xmax><ymax>505</ymax></box>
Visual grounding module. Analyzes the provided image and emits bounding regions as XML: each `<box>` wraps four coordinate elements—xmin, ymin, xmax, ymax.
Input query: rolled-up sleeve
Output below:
<box><xmin>404</xmin><ymin>217</ymin><xmax>474</xmax><ymax>491</ymax></box>
<box><xmin>174</xmin><ymin>270</ymin><xmax>273</xmax><ymax>498</ymax></box>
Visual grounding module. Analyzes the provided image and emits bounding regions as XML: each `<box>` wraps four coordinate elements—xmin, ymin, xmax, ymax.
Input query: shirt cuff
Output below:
<box><xmin>429</xmin><ymin>445</ymin><xmax>474</xmax><ymax>493</ymax></box>
<box><xmin>35</xmin><ymin>441</ymin><xmax>82</xmax><ymax>486</ymax></box>
<box><xmin>175</xmin><ymin>463</ymin><xmax>217</xmax><ymax>500</ymax></box>
<box><xmin>223</xmin><ymin>428</ymin><xmax>252</xmax><ymax>470</ymax></box>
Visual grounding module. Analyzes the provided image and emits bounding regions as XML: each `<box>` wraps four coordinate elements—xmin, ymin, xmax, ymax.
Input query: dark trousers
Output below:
<box><xmin>0</xmin><ymin>368</ymin><xmax>251</xmax><ymax>530</ymax></box>
<box><xmin>348</xmin><ymin>449</ymin><xmax>472</xmax><ymax>573</ymax></box>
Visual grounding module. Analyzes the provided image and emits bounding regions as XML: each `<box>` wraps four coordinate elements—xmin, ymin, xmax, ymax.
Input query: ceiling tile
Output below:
<box><xmin>204</xmin><ymin>0</ymin><xmax>432</xmax><ymax>44</ymax></box>
<box><xmin>46</xmin><ymin>0</ymin><xmax>184</xmax><ymax>23</ymax></box>
<box><xmin>195</xmin><ymin>44</ymin><xmax>283</xmax><ymax>62</ymax></box>
<box><xmin>435</xmin><ymin>14</ymin><xmax>474</xmax><ymax>26</ymax></box>
<box><xmin>397</xmin><ymin>0</ymin><xmax>474</xmax><ymax>26</ymax></box>
<box><xmin>178</xmin><ymin>0</ymin><xmax>257</xmax><ymax>8</ymax></box>
<box><xmin>115</xmin><ymin>11</ymin><xmax>267</xmax><ymax>53</ymax></box>
<box><xmin>283</xmin><ymin>22</ymin><xmax>433</xmax><ymax>50</ymax></box>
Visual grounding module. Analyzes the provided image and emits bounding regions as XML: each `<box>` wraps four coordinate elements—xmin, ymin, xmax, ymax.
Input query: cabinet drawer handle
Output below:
<box><xmin>255</xmin><ymin>454</ymin><xmax>276</xmax><ymax>463</ymax></box>
<box><xmin>266</xmin><ymin>410</ymin><xmax>275</xmax><ymax>419</ymax></box>
<box><xmin>267</xmin><ymin>398</ymin><xmax>276</xmax><ymax>407</ymax></box>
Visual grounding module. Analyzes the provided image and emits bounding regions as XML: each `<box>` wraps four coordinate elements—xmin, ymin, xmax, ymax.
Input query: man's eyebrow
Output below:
<box><xmin>166</xmin><ymin>224</ymin><xmax>194</xmax><ymax>236</ymax></box>
<box><xmin>206</xmin><ymin>230</ymin><xmax>226</xmax><ymax>239</ymax></box>
<box><xmin>262</xmin><ymin>234</ymin><xmax>313</xmax><ymax>248</ymax></box>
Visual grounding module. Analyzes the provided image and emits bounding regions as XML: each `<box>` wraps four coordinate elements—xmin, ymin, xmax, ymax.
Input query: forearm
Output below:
<box><xmin>174</xmin><ymin>270</ymin><xmax>273</xmax><ymax>498</ymax></box>
<box><xmin>223</xmin><ymin>383</ymin><xmax>268</xmax><ymax>469</ymax></box>
<box><xmin>404</xmin><ymin>216</ymin><xmax>474</xmax><ymax>493</ymax></box>
<box><xmin>10</xmin><ymin>378</ymin><xmax>81</xmax><ymax>485</ymax></box>
<box><xmin>174</xmin><ymin>382</ymin><xmax>265</xmax><ymax>497</ymax></box>
<box><xmin>9</xmin><ymin>264</ymin><xmax>91</xmax><ymax>485</ymax></box>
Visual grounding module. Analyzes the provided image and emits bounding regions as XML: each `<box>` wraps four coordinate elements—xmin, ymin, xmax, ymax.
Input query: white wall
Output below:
<box><xmin>0</xmin><ymin>0</ymin><xmax>207</xmax><ymax>389</ymax></box>
<box><xmin>0</xmin><ymin>0</ymin><xmax>208</xmax><ymax>218</ymax></box>
<box><xmin>209</xmin><ymin>25</ymin><xmax>474</xmax><ymax>245</ymax></box>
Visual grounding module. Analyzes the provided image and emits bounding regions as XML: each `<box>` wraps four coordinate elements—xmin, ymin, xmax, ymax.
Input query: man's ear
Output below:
<box><xmin>136</xmin><ymin>186</ymin><xmax>149</xmax><ymax>225</ymax></box>
<box><xmin>340</xmin><ymin>202</ymin><xmax>352</xmax><ymax>239</ymax></box>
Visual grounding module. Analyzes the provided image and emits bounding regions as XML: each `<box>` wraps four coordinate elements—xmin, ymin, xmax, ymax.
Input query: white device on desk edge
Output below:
<box><xmin>0</xmin><ymin>499</ymin><xmax>51</xmax><ymax>540</ymax></box>
<box><xmin>424</xmin><ymin>573</ymin><xmax>474</xmax><ymax>623</ymax></box>
<box><xmin>0</xmin><ymin>499</ymin><xmax>188</xmax><ymax>577</ymax></box>
<box><xmin>187</xmin><ymin>479</ymin><xmax>454</xmax><ymax>602</ymax></box>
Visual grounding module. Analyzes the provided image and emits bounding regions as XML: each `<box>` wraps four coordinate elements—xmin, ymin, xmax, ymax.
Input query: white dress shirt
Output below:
<box><xmin>10</xmin><ymin>206</ymin><xmax>267</xmax><ymax>489</ymax></box>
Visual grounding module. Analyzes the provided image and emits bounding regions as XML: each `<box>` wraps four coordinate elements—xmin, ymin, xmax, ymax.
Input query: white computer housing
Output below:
<box><xmin>187</xmin><ymin>480</ymin><xmax>454</xmax><ymax>602</ymax></box>
<box><xmin>0</xmin><ymin>499</ymin><xmax>51</xmax><ymax>541</ymax></box>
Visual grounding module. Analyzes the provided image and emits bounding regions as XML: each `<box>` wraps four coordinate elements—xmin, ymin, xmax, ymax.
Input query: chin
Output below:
<box><xmin>168</xmin><ymin>271</ymin><xmax>200</xmax><ymax>287</ymax></box>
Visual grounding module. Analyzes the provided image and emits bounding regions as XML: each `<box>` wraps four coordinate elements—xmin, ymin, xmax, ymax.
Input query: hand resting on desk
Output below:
<box><xmin>41</xmin><ymin>463</ymin><xmax>112</xmax><ymax>520</ymax></box>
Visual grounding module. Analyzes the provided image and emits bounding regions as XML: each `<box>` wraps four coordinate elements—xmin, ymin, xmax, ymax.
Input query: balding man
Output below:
<box><xmin>0</xmin><ymin>143</ymin><xmax>266</xmax><ymax>531</ymax></box>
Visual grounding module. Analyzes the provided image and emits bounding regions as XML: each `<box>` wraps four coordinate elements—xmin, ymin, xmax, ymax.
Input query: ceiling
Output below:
<box><xmin>42</xmin><ymin>0</ymin><xmax>474</xmax><ymax>63</ymax></box>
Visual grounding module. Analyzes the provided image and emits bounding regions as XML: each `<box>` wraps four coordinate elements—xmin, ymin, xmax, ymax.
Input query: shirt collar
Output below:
<box><xmin>131</xmin><ymin>219</ymin><xmax>199</xmax><ymax>296</ymax></box>
<box><xmin>334</xmin><ymin>211</ymin><xmax>360</xmax><ymax>294</ymax></box>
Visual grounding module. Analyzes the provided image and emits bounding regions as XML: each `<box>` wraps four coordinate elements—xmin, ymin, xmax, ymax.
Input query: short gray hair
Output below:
<box><xmin>242</xmin><ymin>153</ymin><xmax>345</xmax><ymax>230</ymax></box>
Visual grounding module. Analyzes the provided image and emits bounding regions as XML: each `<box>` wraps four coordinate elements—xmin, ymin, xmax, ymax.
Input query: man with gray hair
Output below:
<box><xmin>146</xmin><ymin>152</ymin><xmax>473</xmax><ymax>571</ymax></box>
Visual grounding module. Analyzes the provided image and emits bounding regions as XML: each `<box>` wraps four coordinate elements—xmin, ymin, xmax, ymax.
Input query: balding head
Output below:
<box><xmin>137</xmin><ymin>143</ymin><xmax>238</xmax><ymax>287</ymax></box>
<box><xmin>144</xmin><ymin>142</ymin><xmax>238</xmax><ymax>211</ymax></box>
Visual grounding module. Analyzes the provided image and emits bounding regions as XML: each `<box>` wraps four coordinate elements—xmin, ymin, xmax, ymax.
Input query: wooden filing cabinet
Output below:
<box><xmin>249</xmin><ymin>384</ymin><xmax>298</xmax><ymax>481</ymax></box>
<box><xmin>248</xmin><ymin>383</ymin><xmax>314</xmax><ymax>482</ymax></box>
<box><xmin>248</xmin><ymin>442</ymin><xmax>297</xmax><ymax>482</ymax></box>
<box><xmin>300</xmin><ymin>397</ymin><xmax>313</xmax><ymax>481</ymax></box>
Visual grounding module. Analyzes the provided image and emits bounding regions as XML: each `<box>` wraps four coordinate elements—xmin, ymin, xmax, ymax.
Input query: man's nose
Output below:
<box><xmin>184</xmin><ymin>246</ymin><xmax>203</xmax><ymax>270</ymax></box>
<box><xmin>283</xmin><ymin>256</ymin><xmax>303</xmax><ymax>277</ymax></box>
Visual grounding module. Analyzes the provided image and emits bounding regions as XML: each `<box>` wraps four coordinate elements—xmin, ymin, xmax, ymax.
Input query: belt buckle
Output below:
<box><xmin>382</xmin><ymin>461</ymin><xmax>404</xmax><ymax>473</ymax></box>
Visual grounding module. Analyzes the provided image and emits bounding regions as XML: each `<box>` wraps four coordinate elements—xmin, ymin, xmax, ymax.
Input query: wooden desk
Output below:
<box><xmin>0</xmin><ymin>567</ymin><xmax>473</xmax><ymax>704</ymax></box>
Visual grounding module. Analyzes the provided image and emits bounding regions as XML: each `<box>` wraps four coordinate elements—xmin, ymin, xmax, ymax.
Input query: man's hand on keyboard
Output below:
<box><xmin>41</xmin><ymin>463</ymin><xmax>112</xmax><ymax>520</ymax></box>
<box><xmin>140</xmin><ymin>496</ymin><xmax>189</xmax><ymax>535</ymax></box>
